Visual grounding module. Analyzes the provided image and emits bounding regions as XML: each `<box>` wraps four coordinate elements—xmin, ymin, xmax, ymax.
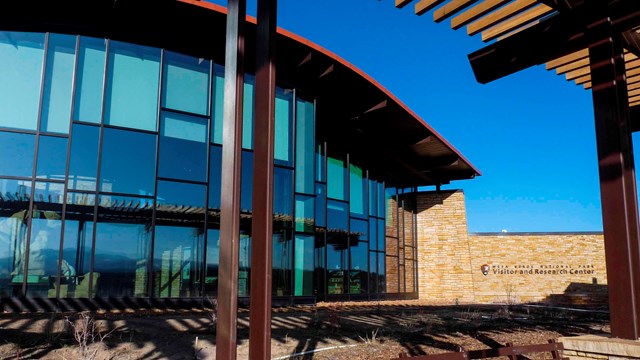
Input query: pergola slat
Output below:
<box><xmin>545</xmin><ymin>49</ymin><xmax>589</xmax><ymax>70</ymax></box>
<box><xmin>574</xmin><ymin>73</ymin><xmax>590</xmax><ymax>85</ymax></box>
<box><xmin>631</xmin><ymin>99</ymin><xmax>640</xmax><ymax>107</ymax></box>
<box><xmin>451</xmin><ymin>0</ymin><xmax>511</xmax><ymax>30</ymax></box>
<box><xmin>481</xmin><ymin>4</ymin><xmax>554</xmax><ymax>41</ymax></box>
<box><xmin>565</xmin><ymin>66</ymin><xmax>591</xmax><ymax>81</ymax></box>
<box><xmin>416</xmin><ymin>0</ymin><xmax>448</xmax><ymax>15</ymax></box>
<box><xmin>626</xmin><ymin>58</ymin><xmax>640</xmax><ymax>71</ymax></box>
<box><xmin>629</xmin><ymin>88</ymin><xmax>640</xmax><ymax>97</ymax></box>
<box><xmin>433</xmin><ymin>0</ymin><xmax>480</xmax><ymax>23</ymax></box>
<box><xmin>467</xmin><ymin>0</ymin><xmax>538</xmax><ymax>36</ymax></box>
<box><xmin>627</xmin><ymin>74</ymin><xmax>640</xmax><ymax>85</ymax></box>
<box><xmin>627</xmin><ymin>66</ymin><xmax>640</xmax><ymax>78</ymax></box>
<box><xmin>629</xmin><ymin>82</ymin><xmax>640</xmax><ymax>91</ymax></box>
<box><xmin>396</xmin><ymin>0</ymin><xmax>415</xmax><ymax>8</ymax></box>
<box><xmin>555</xmin><ymin>57</ymin><xmax>590</xmax><ymax>74</ymax></box>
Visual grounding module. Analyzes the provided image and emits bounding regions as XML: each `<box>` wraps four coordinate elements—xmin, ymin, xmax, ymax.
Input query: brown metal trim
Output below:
<box><xmin>248</xmin><ymin>0</ymin><xmax>277</xmax><ymax>358</ymax></box>
<box><xmin>216</xmin><ymin>0</ymin><xmax>246</xmax><ymax>358</ymax></box>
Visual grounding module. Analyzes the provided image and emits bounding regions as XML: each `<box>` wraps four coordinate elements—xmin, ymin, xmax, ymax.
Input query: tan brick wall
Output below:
<box><xmin>414</xmin><ymin>190</ymin><xmax>608</xmax><ymax>304</ymax></box>
<box><xmin>415</xmin><ymin>190</ymin><xmax>475</xmax><ymax>302</ymax></box>
<box><xmin>469</xmin><ymin>233</ymin><xmax>607</xmax><ymax>303</ymax></box>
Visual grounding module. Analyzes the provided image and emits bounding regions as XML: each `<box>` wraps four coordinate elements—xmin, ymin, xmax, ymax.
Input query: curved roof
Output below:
<box><xmin>0</xmin><ymin>0</ymin><xmax>480</xmax><ymax>187</ymax></box>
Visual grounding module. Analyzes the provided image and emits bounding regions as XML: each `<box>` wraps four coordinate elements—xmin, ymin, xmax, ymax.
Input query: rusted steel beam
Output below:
<box><xmin>248</xmin><ymin>0</ymin><xmax>277</xmax><ymax>358</ymax></box>
<box><xmin>589</xmin><ymin>18</ymin><xmax>640</xmax><ymax>339</ymax></box>
<box><xmin>216</xmin><ymin>0</ymin><xmax>246</xmax><ymax>358</ymax></box>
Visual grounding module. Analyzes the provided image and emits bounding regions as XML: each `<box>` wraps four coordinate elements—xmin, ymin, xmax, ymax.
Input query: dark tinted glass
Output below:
<box><xmin>315</xmin><ymin>183</ymin><xmax>326</xmax><ymax>228</ymax></box>
<box><xmin>240</xmin><ymin>151</ymin><xmax>253</xmax><ymax>212</ymax></box>
<box><xmin>349</xmin><ymin>219</ymin><xmax>368</xmax><ymax>294</ymax></box>
<box><xmin>369</xmin><ymin>252</ymin><xmax>377</xmax><ymax>294</ymax></box>
<box><xmin>272</xmin><ymin>229</ymin><xmax>291</xmax><ymax>296</ymax></box>
<box><xmin>100</xmin><ymin>128</ymin><xmax>156</xmax><ymax>195</ymax></box>
<box><xmin>204</xmin><ymin>229</ymin><xmax>219</xmax><ymax>295</ymax></box>
<box><xmin>0</xmin><ymin>131</ymin><xmax>35</xmax><ymax>178</ymax></box>
<box><xmin>314</xmin><ymin>232</ymin><xmax>325</xmax><ymax>296</ymax></box>
<box><xmin>159</xmin><ymin>112</ymin><xmax>207</xmax><ymax>182</ymax></box>
<box><xmin>368</xmin><ymin>179</ymin><xmax>377</xmax><ymax>216</ymax></box>
<box><xmin>273</xmin><ymin>167</ymin><xmax>293</xmax><ymax>229</ymax></box>
<box><xmin>378</xmin><ymin>252</ymin><xmax>385</xmax><ymax>293</ymax></box>
<box><xmin>294</xmin><ymin>234</ymin><xmax>314</xmax><ymax>296</ymax></box>
<box><xmin>327</xmin><ymin>200</ymin><xmax>348</xmax><ymax>231</ymax></box>
<box><xmin>153</xmin><ymin>225</ymin><xmax>204</xmax><ymax>298</ymax></box>
<box><xmin>62</xmin><ymin>192</ymin><xmax>95</xmax><ymax>298</ymax></box>
<box><xmin>36</xmin><ymin>135</ymin><xmax>68</xmax><ymax>181</ymax></box>
<box><xmin>369</xmin><ymin>219</ymin><xmax>377</xmax><ymax>251</ymax></box>
<box><xmin>349</xmin><ymin>164</ymin><xmax>366</xmax><ymax>216</ymax></box>
<box><xmin>68</xmin><ymin>124</ymin><xmax>99</xmax><ymax>191</ymax></box>
<box><xmin>208</xmin><ymin>145</ymin><xmax>222</xmax><ymax>210</ymax></box>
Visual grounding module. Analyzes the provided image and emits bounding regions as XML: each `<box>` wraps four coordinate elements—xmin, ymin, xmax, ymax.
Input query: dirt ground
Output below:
<box><xmin>0</xmin><ymin>300</ymin><xmax>610</xmax><ymax>359</ymax></box>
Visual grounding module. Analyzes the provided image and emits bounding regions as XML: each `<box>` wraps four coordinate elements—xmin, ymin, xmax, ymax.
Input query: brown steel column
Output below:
<box><xmin>589</xmin><ymin>26</ymin><xmax>640</xmax><ymax>339</ymax></box>
<box><xmin>249</xmin><ymin>0</ymin><xmax>277</xmax><ymax>358</ymax></box>
<box><xmin>216</xmin><ymin>0</ymin><xmax>246</xmax><ymax>358</ymax></box>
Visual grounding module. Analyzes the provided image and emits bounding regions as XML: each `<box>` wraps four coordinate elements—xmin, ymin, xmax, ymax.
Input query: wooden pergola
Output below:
<box><xmin>389</xmin><ymin>0</ymin><xmax>640</xmax><ymax>342</ymax></box>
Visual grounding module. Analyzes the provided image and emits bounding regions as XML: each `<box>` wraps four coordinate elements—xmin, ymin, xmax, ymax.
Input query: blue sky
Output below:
<box><xmin>206</xmin><ymin>0</ymin><xmax>634</xmax><ymax>232</ymax></box>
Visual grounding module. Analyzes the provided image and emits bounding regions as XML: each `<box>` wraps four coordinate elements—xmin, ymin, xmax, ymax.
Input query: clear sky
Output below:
<box><xmin>206</xmin><ymin>0</ymin><xmax>640</xmax><ymax>233</ymax></box>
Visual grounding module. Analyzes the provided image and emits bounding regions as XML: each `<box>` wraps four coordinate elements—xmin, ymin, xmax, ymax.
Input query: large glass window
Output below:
<box><xmin>41</xmin><ymin>34</ymin><xmax>75</xmax><ymax>134</ymax></box>
<box><xmin>159</xmin><ymin>112</ymin><xmax>207</xmax><ymax>182</ymax></box>
<box><xmin>162</xmin><ymin>51</ymin><xmax>210</xmax><ymax>116</ymax></box>
<box><xmin>104</xmin><ymin>41</ymin><xmax>160</xmax><ymax>131</ymax></box>
<box><xmin>241</xmin><ymin>151</ymin><xmax>253</xmax><ymax>213</ymax></box>
<box><xmin>26</xmin><ymin>182</ymin><xmax>64</xmax><ymax>297</ymax></box>
<box><xmin>211</xmin><ymin>66</ymin><xmax>224</xmax><ymax>144</ymax></box>
<box><xmin>327</xmin><ymin>156</ymin><xmax>346</xmax><ymax>200</ymax></box>
<box><xmin>295</xmin><ymin>195</ymin><xmax>314</xmax><ymax>233</ymax></box>
<box><xmin>295</xmin><ymin>99</ymin><xmax>314</xmax><ymax>194</ymax></box>
<box><xmin>0</xmin><ymin>179</ymin><xmax>31</xmax><ymax>298</ymax></box>
<box><xmin>274</xmin><ymin>167</ymin><xmax>293</xmax><ymax>229</ymax></box>
<box><xmin>208</xmin><ymin>145</ymin><xmax>222</xmax><ymax>211</ymax></box>
<box><xmin>204</xmin><ymin>229</ymin><xmax>219</xmax><ymax>295</ymax></box>
<box><xmin>349</xmin><ymin>164</ymin><xmax>366</xmax><ymax>216</ymax></box>
<box><xmin>274</xmin><ymin>89</ymin><xmax>293</xmax><ymax>166</ymax></box>
<box><xmin>0</xmin><ymin>132</ymin><xmax>36</xmax><ymax>178</ymax></box>
<box><xmin>238</xmin><ymin>233</ymin><xmax>251</xmax><ymax>297</ymax></box>
<box><xmin>368</xmin><ymin>179</ymin><xmax>377</xmax><ymax>217</ymax></box>
<box><xmin>68</xmin><ymin>124</ymin><xmax>99</xmax><ymax>191</ymax></box>
<box><xmin>61</xmin><ymin>192</ymin><xmax>95</xmax><ymax>298</ymax></box>
<box><xmin>93</xmin><ymin>195</ymin><xmax>152</xmax><ymax>298</ymax></box>
<box><xmin>349</xmin><ymin>219</ymin><xmax>368</xmax><ymax>294</ymax></box>
<box><xmin>100</xmin><ymin>128</ymin><xmax>156</xmax><ymax>195</ymax></box>
<box><xmin>242</xmin><ymin>76</ymin><xmax>255</xmax><ymax>149</ymax></box>
<box><xmin>0</xmin><ymin>31</ymin><xmax>45</xmax><ymax>131</ymax></box>
<box><xmin>326</xmin><ymin>200</ymin><xmax>348</xmax><ymax>295</ymax></box>
<box><xmin>36</xmin><ymin>135</ymin><xmax>68</xmax><ymax>181</ymax></box>
<box><xmin>294</xmin><ymin>234</ymin><xmax>314</xmax><ymax>296</ymax></box>
<box><xmin>272</xmin><ymin>229</ymin><xmax>291</xmax><ymax>296</ymax></box>
<box><xmin>369</xmin><ymin>252</ymin><xmax>377</xmax><ymax>294</ymax></box>
<box><xmin>315</xmin><ymin>183</ymin><xmax>326</xmax><ymax>228</ymax></box>
<box><xmin>155</xmin><ymin>177</ymin><xmax>206</xmax><ymax>301</ymax></box>
<box><xmin>73</xmin><ymin>37</ymin><xmax>105</xmax><ymax>124</ymax></box>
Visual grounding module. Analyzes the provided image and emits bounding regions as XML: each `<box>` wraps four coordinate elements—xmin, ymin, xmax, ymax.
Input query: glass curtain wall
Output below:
<box><xmin>0</xmin><ymin>30</ymin><xmax>418</xmax><ymax>304</ymax></box>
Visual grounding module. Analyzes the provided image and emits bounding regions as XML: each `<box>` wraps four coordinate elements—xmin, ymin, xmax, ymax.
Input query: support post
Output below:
<box><xmin>589</xmin><ymin>24</ymin><xmax>640</xmax><ymax>339</ymax></box>
<box><xmin>216</xmin><ymin>0</ymin><xmax>246</xmax><ymax>358</ymax></box>
<box><xmin>249</xmin><ymin>0</ymin><xmax>277</xmax><ymax>358</ymax></box>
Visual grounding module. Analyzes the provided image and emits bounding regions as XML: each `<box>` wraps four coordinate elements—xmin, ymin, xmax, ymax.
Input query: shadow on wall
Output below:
<box><xmin>544</xmin><ymin>281</ymin><xmax>609</xmax><ymax>308</ymax></box>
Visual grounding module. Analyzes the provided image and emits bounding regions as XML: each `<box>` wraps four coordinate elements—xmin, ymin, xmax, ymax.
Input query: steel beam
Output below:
<box><xmin>589</xmin><ymin>22</ymin><xmax>640</xmax><ymax>339</ymax></box>
<box><xmin>216</xmin><ymin>0</ymin><xmax>246</xmax><ymax>358</ymax></box>
<box><xmin>249</xmin><ymin>0</ymin><xmax>278</xmax><ymax>358</ymax></box>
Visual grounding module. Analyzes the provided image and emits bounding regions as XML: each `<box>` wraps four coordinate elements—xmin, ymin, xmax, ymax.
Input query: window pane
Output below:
<box><xmin>368</xmin><ymin>179</ymin><xmax>377</xmax><ymax>216</ymax></box>
<box><xmin>41</xmin><ymin>34</ymin><xmax>75</xmax><ymax>134</ymax></box>
<box><xmin>162</xmin><ymin>51</ymin><xmax>210</xmax><ymax>115</ymax></box>
<box><xmin>294</xmin><ymin>234</ymin><xmax>314</xmax><ymax>296</ymax></box>
<box><xmin>274</xmin><ymin>167</ymin><xmax>293</xmax><ymax>229</ymax></box>
<box><xmin>204</xmin><ymin>229</ymin><xmax>219</xmax><ymax>295</ymax></box>
<box><xmin>369</xmin><ymin>252</ymin><xmax>377</xmax><ymax>294</ymax></box>
<box><xmin>327</xmin><ymin>200</ymin><xmax>348</xmax><ymax>231</ymax></box>
<box><xmin>153</xmin><ymin>225</ymin><xmax>204</xmax><ymax>298</ymax></box>
<box><xmin>378</xmin><ymin>252</ymin><xmax>386</xmax><ymax>293</ymax></box>
<box><xmin>295</xmin><ymin>195</ymin><xmax>314</xmax><ymax>233</ymax></box>
<box><xmin>159</xmin><ymin>112</ymin><xmax>207</xmax><ymax>182</ymax></box>
<box><xmin>274</xmin><ymin>89</ymin><xmax>293</xmax><ymax>166</ymax></box>
<box><xmin>68</xmin><ymin>124</ymin><xmax>99</xmax><ymax>191</ymax></box>
<box><xmin>314</xmin><ymin>232</ymin><xmax>325</xmax><ymax>296</ymax></box>
<box><xmin>105</xmin><ymin>41</ymin><xmax>160</xmax><ymax>131</ymax></box>
<box><xmin>315</xmin><ymin>183</ymin><xmax>326</xmax><ymax>228</ymax></box>
<box><xmin>74</xmin><ymin>37</ymin><xmax>106</xmax><ymax>124</ymax></box>
<box><xmin>316</xmin><ymin>144</ymin><xmax>325</xmax><ymax>182</ymax></box>
<box><xmin>36</xmin><ymin>135</ymin><xmax>68</xmax><ymax>181</ymax></box>
<box><xmin>211</xmin><ymin>65</ymin><xmax>224</xmax><ymax>144</ymax></box>
<box><xmin>238</xmin><ymin>233</ymin><xmax>251</xmax><ymax>296</ymax></box>
<box><xmin>0</xmin><ymin>131</ymin><xmax>35</xmax><ymax>178</ymax></box>
<box><xmin>349</xmin><ymin>219</ymin><xmax>368</xmax><ymax>294</ymax></box>
<box><xmin>295</xmin><ymin>99</ymin><xmax>314</xmax><ymax>194</ymax></box>
<box><xmin>240</xmin><ymin>150</ymin><xmax>253</xmax><ymax>213</ymax></box>
<box><xmin>0</xmin><ymin>32</ymin><xmax>44</xmax><ymax>131</ymax></box>
<box><xmin>369</xmin><ymin>219</ymin><xmax>377</xmax><ymax>251</ymax></box>
<box><xmin>26</xmin><ymin>182</ymin><xmax>64</xmax><ymax>297</ymax></box>
<box><xmin>349</xmin><ymin>164</ymin><xmax>366</xmax><ymax>216</ymax></box>
<box><xmin>272</xmin><ymin>229</ymin><xmax>291</xmax><ymax>296</ymax></box>
<box><xmin>0</xmin><ymin>179</ymin><xmax>31</xmax><ymax>297</ymax></box>
<box><xmin>208</xmin><ymin>145</ymin><xmax>222</xmax><ymax>210</ymax></box>
<box><xmin>377</xmin><ymin>219</ymin><xmax>385</xmax><ymax>253</ymax></box>
<box><xmin>242</xmin><ymin>76</ymin><xmax>255</xmax><ymax>149</ymax></box>
<box><xmin>326</xmin><ymin>200</ymin><xmax>347</xmax><ymax>295</ymax></box>
<box><xmin>62</xmin><ymin>192</ymin><xmax>95</xmax><ymax>298</ymax></box>
<box><xmin>100</xmin><ymin>128</ymin><xmax>156</xmax><ymax>195</ymax></box>
<box><xmin>93</xmin><ymin>195</ymin><xmax>153</xmax><ymax>298</ymax></box>
<box><xmin>377</xmin><ymin>182</ymin><xmax>385</xmax><ymax>218</ymax></box>
<box><xmin>327</xmin><ymin>156</ymin><xmax>346</xmax><ymax>200</ymax></box>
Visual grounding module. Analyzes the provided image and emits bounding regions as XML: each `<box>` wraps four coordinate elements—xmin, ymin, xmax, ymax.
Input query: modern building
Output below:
<box><xmin>0</xmin><ymin>0</ymin><xmax>480</xmax><ymax>311</ymax></box>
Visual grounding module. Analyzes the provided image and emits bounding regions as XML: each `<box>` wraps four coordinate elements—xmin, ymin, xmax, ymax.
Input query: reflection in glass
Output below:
<box><xmin>100</xmin><ymin>128</ymin><xmax>156</xmax><ymax>195</ymax></box>
<box><xmin>208</xmin><ymin>145</ymin><xmax>222</xmax><ymax>211</ymax></box>
<box><xmin>294</xmin><ymin>234</ymin><xmax>314</xmax><ymax>296</ymax></box>
<box><xmin>369</xmin><ymin>219</ymin><xmax>377</xmax><ymax>252</ymax></box>
<box><xmin>204</xmin><ymin>229</ymin><xmax>219</xmax><ymax>295</ymax></box>
<box><xmin>377</xmin><ymin>219</ymin><xmax>385</xmax><ymax>253</ymax></box>
<box><xmin>315</xmin><ymin>183</ymin><xmax>326</xmax><ymax>228</ymax></box>
<box><xmin>274</xmin><ymin>167</ymin><xmax>293</xmax><ymax>229</ymax></box>
<box><xmin>349</xmin><ymin>164</ymin><xmax>366</xmax><ymax>216</ymax></box>
<box><xmin>349</xmin><ymin>219</ymin><xmax>368</xmax><ymax>294</ymax></box>
<box><xmin>68</xmin><ymin>124</ymin><xmax>99</xmax><ymax>191</ymax></box>
<box><xmin>41</xmin><ymin>34</ymin><xmax>75</xmax><ymax>134</ymax></box>
<box><xmin>368</xmin><ymin>179</ymin><xmax>377</xmax><ymax>217</ymax></box>
<box><xmin>211</xmin><ymin>66</ymin><xmax>224</xmax><ymax>144</ymax></box>
<box><xmin>274</xmin><ymin>89</ymin><xmax>293</xmax><ymax>166</ymax></box>
<box><xmin>0</xmin><ymin>179</ymin><xmax>31</xmax><ymax>297</ymax></box>
<box><xmin>272</xmin><ymin>229</ymin><xmax>291</xmax><ymax>296</ymax></box>
<box><xmin>238</xmin><ymin>233</ymin><xmax>251</xmax><ymax>296</ymax></box>
<box><xmin>316</xmin><ymin>144</ymin><xmax>325</xmax><ymax>182</ymax></box>
<box><xmin>74</xmin><ymin>37</ymin><xmax>105</xmax><ymax>123</ymax></box>
<box><xmin>295</xmin><ymin>99</ymin><xmax>314</xmax><ymax>194</ymax></box>
<box><xmin>153</xmin><ymin>226</ymin><xmax>203</xmax><ymax>298</ymax></box>
<box><xmin>93</xmin><ymin>195</ymin><xmax>152</xmax><ymax>298</ymax></box>
<box><xmin>26</xmin><ymin>182</ymin><xmax>64</xmax><ymax>297</ymax></box>
<box><xmin>327</xmin><ymin>156</ymin><xmax>346</xmax><ymax>200</ymax></box>
<box><xmin>105</xmin><ymin>41</ymin><xmax>160</xmax><ymax>131</ymax></box>
<box><xmin>0</xmin><ymin>131</ymin><xmax>36</xmax><ymax>178</ymax></box>
<box><xmin>159</xmin><ymin>112</ymin><xmax>207</xmax><ymax>182</ymax></box>
<box><xmin>62</xmin><ymin>192</ymin><xmax>95</xmax><ymax>298</ymax></box>
<box><xmin>242</xmin><ymin>76</ymin><xmax>255</xmax><ymax>149</ymax></box>
<box><xmin>162</xmin><ymin>51</ymin><xmax>210</xmax><ymax>116</ymax></box>
<box><xmin>295</xmin><ymin>195</ymin><xmax>314</xmax><ymax>233</ymax></box>
<box><xmin>378</xmin><ymin>252</ymin><xmax>385</xmax><ymax>293</ymax></box>
<box><xmin>0</xmin><ymin>31</ymin><xmax>44</xmax><ymax>131</ymax></box>
<box><xmin>37</xmin><ymin>135</ymin><xmax>68</xmax><ymax>181</ymax></box>
<box><xmin>241</xmin><ymin>151</ymin><xmax>253</xmax><ymax>212</ymax></box>
<box><xmin>369</xmin><ymin>252</ymin><xmax>377</xmax><ymax>294</ymax></box>
<box><xmin>377</xmin><ymin>182</ymin><xmax>385</xmax><ymax>218</ymax></box>
<box><xmin>327</xmin><ymin>200</ymin><xmax>348</xmax><ymax>231</ymax></box>
<box><xmin>326</xmin><ymin>200</ymin><xmax>348</xmax><ymax>295</ymax></box>
<box><xmin>314</xmin><ymin>232</ymin><xmax>325</xmax><ymax>296</ymax></box>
